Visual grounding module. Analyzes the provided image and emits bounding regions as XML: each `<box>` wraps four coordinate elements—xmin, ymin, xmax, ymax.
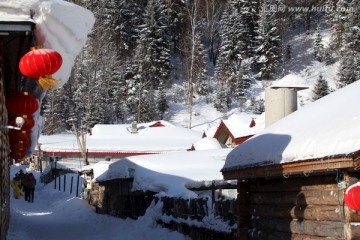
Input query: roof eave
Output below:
<box><xmin>222</xmin><ymin>153</ymin><xmax>360</xmax><ymax>180</ymax></box>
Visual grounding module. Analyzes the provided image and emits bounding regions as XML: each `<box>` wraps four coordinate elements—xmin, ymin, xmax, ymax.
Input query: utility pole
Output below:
<box><xmin>37</xmin><ymin>142</ymin><xmax>42</xmax><ymax>173</ymax></box>
<box><xmin>67</xmin><ymin>118</ymin><xmax>88</xmax><ymax>166</ymax></box>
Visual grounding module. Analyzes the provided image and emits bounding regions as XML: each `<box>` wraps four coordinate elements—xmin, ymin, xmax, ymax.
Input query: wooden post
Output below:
<box><xmin>211</xmin><ymin>181</ymin><xmax>215</xmax><ymax>208</ymax></box>
<box><xmin>70</xmin><ymin>176</ymin><xmax>73</xmax><ymax>194</ymax></box>
<box><xmin>63</xmin><ymin>175</ymin><xmax>66</xmax><ymax>192</ymax></box>
<box><xmin>238</xmin><ymin>180</ymin><xmax>250</xmax><ymax>240</ymax></box>
<box><xmin>58</xmin><ymin>175</ymin><xmax>61</xmax><ymax>191</ymax></box>
<box><xmin>54</xmin><ymin>175</ymin><xmax>56</xmax><ymax>189</ymax></box>
<box><xmin>76</xmin><ymin>174</ymin><xmax>80</xmax><ymax>197</ymax></box>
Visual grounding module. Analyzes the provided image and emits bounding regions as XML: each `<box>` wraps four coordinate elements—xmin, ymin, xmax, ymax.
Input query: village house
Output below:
<box><xmin>213</xmin><ymin>113</ymin><xmax>264</xmax><ymax>147</ymax></box>
<box><xmin>37</xmin><ymin>120</ymin><xmax>203</xmax><ymax>170</ymax></box>
<box><xmin>221</xmin><ymin>80</ymin><xmax>360</xmax><ymax>239</ymax></box>
<box><xmin>86</xmin><ymin>148</ymin><xmax>237</xmax><ymax>239</ymax></box>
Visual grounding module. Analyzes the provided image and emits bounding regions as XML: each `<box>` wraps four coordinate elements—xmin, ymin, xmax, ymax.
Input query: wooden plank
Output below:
<box><xmin>250</xmin><ymin>204</ymin><xmax>342</xmax><ymax>222</ymax></box>
<box><xmin>223</xmin><ymin>157</ymin><xmax>354</xmax><ymax>180</ymax></box>
<box><xmin>349</xmin><ymin>223</ymin><xmax>360</xmax><ymax>239</ymax></box>
<box><xmin>250</xmin><ymin>217</ymin><xmax>342</xmax><ymax>238</ymax></box>
<box><xmin>250</xmin><ymin>230</ymin><xmax>337</xmax><ymax>240</ymax></box>
<box><xmin>250</xmin><ymin>175</ymin><xmax>338</xmax><ymax>192</ymax></box>
<box><xmin>238</xmin><ymin>181</ymin><xmax>250</xmax><ymax>240</ymax></box>
<box><xmin>249</xmin><ymin>190</ymin><xmax>343</xmax><ymax>206</ymax></box>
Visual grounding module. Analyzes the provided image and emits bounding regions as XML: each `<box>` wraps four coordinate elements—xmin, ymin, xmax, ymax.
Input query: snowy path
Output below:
<box><xmin>8</xmin><ymin>165</ymin><xmax>189</xmax><ymax>240</ymax></box>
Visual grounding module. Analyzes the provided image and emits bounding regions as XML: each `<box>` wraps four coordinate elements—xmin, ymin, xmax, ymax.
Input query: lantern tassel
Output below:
<box><xmin>38</xmin><ymin>76</ymin><xmax>61</xmax><ymax>90</ymax></box>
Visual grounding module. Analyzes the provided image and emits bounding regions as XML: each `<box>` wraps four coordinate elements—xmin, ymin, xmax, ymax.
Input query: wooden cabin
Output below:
<box><xmin>221</xmin><ymin>80</ymin><xmax>360</xmax><ymax>240</ymax></box>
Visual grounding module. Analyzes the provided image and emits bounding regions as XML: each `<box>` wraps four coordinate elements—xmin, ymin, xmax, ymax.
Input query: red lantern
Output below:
<box><xmin>6</xmin><ymin>92</ymin><xmax>38</xmax><ymax>115</ymax></box>
<box><xmin>344</xmin><ymin>183</ymin><xmax>360</xmax><ymax>211</ymax></box>
<box><xmin>19</xmin><ymin>48</ymin><xmax>62</xmax><ymax>78</ymax></box>
<box><xmin>9</xmin><ymin>130</ymin><xmax>30</xmax><ymax>147</ymax></box>
<box><xmin>10</xmin><ymin>150</ymin><xmax>26</xmax><ymax>161</ymax></box>
<box><xmin>8</xmin><ymin>115</ymin><xmax>35</xmax><ymax>131</ymax></box>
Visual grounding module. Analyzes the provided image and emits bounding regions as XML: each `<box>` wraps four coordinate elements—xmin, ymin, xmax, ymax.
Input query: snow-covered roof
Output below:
<box><xmin>96</xmin><ymin>149</ymin><xmax>233</xmax><ymax>198</ymax></box>
<box><xmin>218</xmin><ymin>113</ymin><xmax>264</xmax><ymax>139</ymax></box>
<box><xmin>192</xmin><ymin>137</ymin><xmax>227</xmax><ymax>150</ymax></box>
<box><xmin>222</xmin><ymin>80</ymin><xmax>360</xmax><ymax>172</ymax></box>
<box><xmin>270</xmin><ymin>73</ymin><xmax>308</xmax><ymax>90</ymax></box>
<box><xmin>39</xmin><ymin>120</ymin><xmax>202</xmax><ymax>153</ymax></box>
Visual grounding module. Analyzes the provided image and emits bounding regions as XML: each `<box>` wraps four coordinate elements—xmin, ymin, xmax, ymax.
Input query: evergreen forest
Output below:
<box><xmin>42</xmin><ymin>0</ymin><xmax>360</xmax><ymax>133</ymax></box>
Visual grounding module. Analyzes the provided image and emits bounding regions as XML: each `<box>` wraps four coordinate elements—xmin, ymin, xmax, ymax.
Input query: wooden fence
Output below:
<box><xmin>157</xmin><ymin>196</ymin><xmax>237</xmax><ymax>240</ymax></box>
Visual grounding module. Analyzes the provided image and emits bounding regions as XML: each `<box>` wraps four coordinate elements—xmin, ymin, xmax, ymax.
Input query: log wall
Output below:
<box><xmin>0</xmin><ymin>38</ymin><xmax>10</xmax><ymax>240</ymax></box>
<box><xmin>238</xmin><ymin>173</ymin><xmax>360</xmax><ymax>240</ymax></box>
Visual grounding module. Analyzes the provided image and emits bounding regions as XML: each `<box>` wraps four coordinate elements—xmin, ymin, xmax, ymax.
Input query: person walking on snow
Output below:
<box><xmin>10</xmin><ymin>175</ymin><xmax>22</xmax><ymax>199</ymax></box>
<box><xmin>22</xmin><ymin>173</ymin><xmax>30</xmax><ymax>202</ymax></box>
<box><xmin>28</xmin><ymin>173</ymin><xmax>36</xmax><ymax>203</ymax></box>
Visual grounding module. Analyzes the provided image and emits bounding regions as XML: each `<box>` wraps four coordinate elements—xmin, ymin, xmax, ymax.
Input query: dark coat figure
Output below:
<box><xmin>17</xmin><ymin>169</ymin><xmax>25</xmax><ymax>191</ymax></box>
<box><xmin>28</xmin><ymin>173</ymin><xmax>36</xmax><ymax>203</ymax></box>
<box><xmin>21</xmin><ymin>173</ymin><xmax>30</xmax><ymax>202</ymax></box>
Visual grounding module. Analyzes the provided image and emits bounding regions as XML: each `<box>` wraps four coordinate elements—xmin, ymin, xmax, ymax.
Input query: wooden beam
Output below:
<box><xmin>223</xmin><ymin>157</ymin><xmax>355</xmax><ymax>180</ymax></box>
<box><xmin>250</xmin><ymin>217</ymin><xmax>343</xmax><ymax>238</ymax></box>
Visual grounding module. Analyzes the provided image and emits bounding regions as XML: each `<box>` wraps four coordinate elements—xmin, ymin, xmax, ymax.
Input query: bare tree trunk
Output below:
<box><xmin>185</xmin><ymin>0</ymin><xmax>200</xmax><ymax>129</ymax></box>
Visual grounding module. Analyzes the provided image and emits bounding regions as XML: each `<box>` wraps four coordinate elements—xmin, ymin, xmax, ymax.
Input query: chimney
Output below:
<box><xmin>265</xmin><ymin>86</ymin><xmax>307</xmax><ymax>127</ymax></box>
<box><xmin>131</xmin><ymin>121</ymin><xmax>138</xmax><ymax>134</ymax></box>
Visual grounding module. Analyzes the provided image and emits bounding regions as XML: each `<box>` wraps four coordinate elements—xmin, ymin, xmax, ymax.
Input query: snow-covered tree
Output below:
<box><xmin>337</xmin><ymin>0</ymin><xmax>360</xmax><ymax>88</ymax></box>
<box><xmin>254</xmin><ymin>0</ymin><xmax>281</xmax><ymax>81</ymax></box>
<box><xmin>215</xmin><ymin>0</ymin><xmax>246</xmax><ymax>101</ymax></box>
<box><xmin>131</xmin><ymin>0</ymin><xmax>171</xmax><ymax>122</ymax></box>
<box><xmin>214</xmin><ymin>83</ymin><xmax>231</xmax><ymax>113</ymax></box>
<box><xmin>312</xmin><ymin>73</ymin><xmax>330</xmax><ymax>101</ymax></box>
<box><xmin>313</xmin><ymin>30</ymin><xmax>325</xmax><ymax>62</ymax></box>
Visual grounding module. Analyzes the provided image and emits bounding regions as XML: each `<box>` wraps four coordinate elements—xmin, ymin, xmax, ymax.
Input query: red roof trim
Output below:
<box><xmin>34</xmin><ymin>150</ymin><xmax>157</xmax><ymax>156</ymax></box>
<box><xmin>213</xmin><ymin>121</ymin><xmax>235</xmax><ymax>140</ymax></box>
<box><xmin>150</xmin><ymin>121</ymin><xmax>166</xmax><ymax>127</ymax></box>
<box><xmin>234</xmin><ymin>135</ymin><xmax>253</xmax><ymax>145</ymax></box>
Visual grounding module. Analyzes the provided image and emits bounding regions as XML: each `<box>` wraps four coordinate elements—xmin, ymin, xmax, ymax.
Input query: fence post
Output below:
<box><xmin>70</xmin><ymin>176</ymin><xmax>74</xmax><ymax>194</ymax></box>
<box><xmin>58</xmin><ymin>175</ymin><xmax>61</xmax><ymax>191</ymax></box>
<box><xmin>54</xmin><ymin>175</ymin><xmax>56</xmax><ymax>189</ymax></box>
<box><xmin>63</xmin><ymin>175</ymin><xmax>66</xmax><ymax>192</ymax></box>
<box><xmin>76</xmin><ymin>174</ymin><xmax>80</xmax><ymax>197</ymax></box>
<box><xmin>211</xmin><ymin>181</ymin><xmax>215</xmax><ymax>208</ymax></box>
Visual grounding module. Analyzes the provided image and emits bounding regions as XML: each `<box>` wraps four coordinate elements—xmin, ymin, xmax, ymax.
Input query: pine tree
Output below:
<box><xmin>255</xmin><ymin>0</ymin><xmax>281</xmax><ymax>81</ymax></box>
<box><xmin>215</xmin><ymin>1</ymin><xmax>245</xmax><ymax>100</ymax></box>
<box><xmin>157</xmin><ymin>79</ymin><xmax>168</xmax><ymax>117</ymax></box>
<box><xmin>214</xmin><ymin>83</ymin><xmax>231</xmax><ymax>113</ymax></box>
<box><xmin>193</xmin><ymin>32</ymin><xmax>209</xmax><ymax>96</ymax></box>
<box><xmin>337</xmin><ymin>0</ymin><xmax>360</xmax><ymax>88</ymax></box>
<box><xmin>251</xmin><ymin>96</ymin><xmax>265</xmax><ymax>114</ymax></box>
<box><xmin>235</xmin><ymin>60</ymin><xmax>252</xmax><ymax>109</ymax></box>
<box><xmin>237</xmin><ymin>0</ymin><xmax>260</xmax><ymax>58</ymax></box>
<box><xmin>313</xmin><ymin>30</ymin><xmax>325</xmax><ymax>62</ymax></box>
<box><xmin>132</xmin><ymin>0</ymin><xmax>171</xmax><ymax>122</ymax></box>
<box><xmin>312</xmin><ymin>73</ymin><xmax>330</xmax><ymax>101</ymax></box>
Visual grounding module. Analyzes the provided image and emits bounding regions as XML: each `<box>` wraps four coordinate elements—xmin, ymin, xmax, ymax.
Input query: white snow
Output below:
<box><xmin>8</xmin><ymin>165</ymin><xmax>190</xmax><ymax>240</ymax></box>
<box><xmin>95</xmin><ymin>148</ymin><xmax>233</xmax><ymax>198</ymax></box>
<box><xmin>270</xmin><ymin>73</ymin><xmax>309</xmax><ymax>89</ymax></box>
<box><xmin>192</xmin><ymin>137</ymin><xmax>226</xmax><ymax>150</ymax></box>
<box><xmin>39</xmin><ymin>120</ymin><xmax>202</xmax><ymax>153</ymax></box>
<box><xmin>223</xmin><ymin>80</ymin><xmax>360</xmax><ymax>171</ymax></box>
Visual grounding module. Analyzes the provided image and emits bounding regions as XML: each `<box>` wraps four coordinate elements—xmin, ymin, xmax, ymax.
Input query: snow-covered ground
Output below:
<box><xmin>8</xmin><ymin>164</ymin><xmax>190</xmax><ymax>240</ymax></box>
